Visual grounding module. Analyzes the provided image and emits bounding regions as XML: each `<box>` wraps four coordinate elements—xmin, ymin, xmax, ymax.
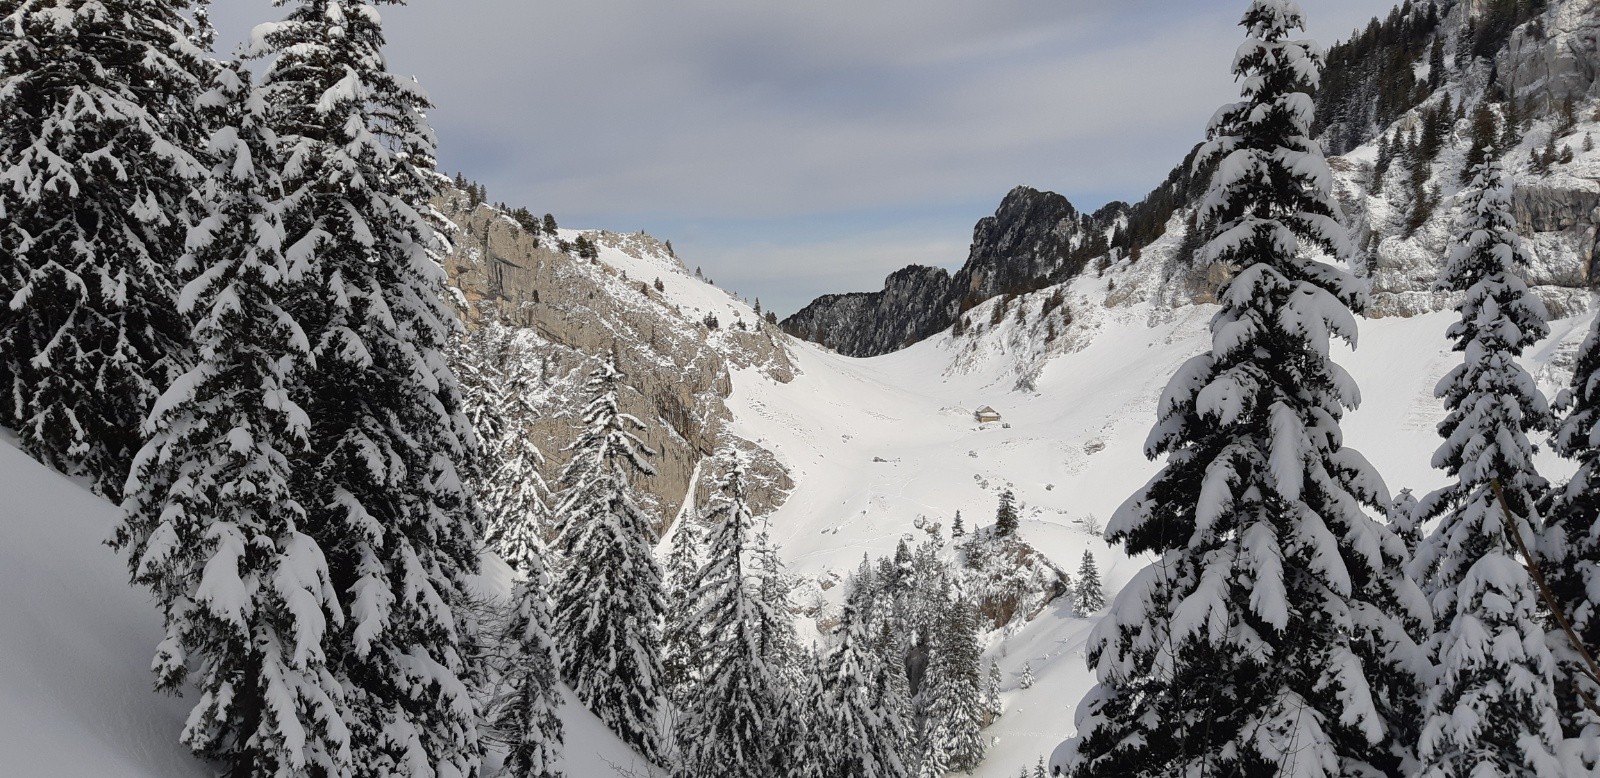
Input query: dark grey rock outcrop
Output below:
<box><xmin>783</xmin><ymin>186</ymin><xmax>1096</xmax><ymax>356</ymax></box>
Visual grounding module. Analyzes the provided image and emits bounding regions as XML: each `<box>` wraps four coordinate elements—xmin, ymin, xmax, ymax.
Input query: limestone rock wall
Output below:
<box><xmin>436</xmin><ymin>190</ymin><xmax>795</xmax><ymax>529</ymax></box>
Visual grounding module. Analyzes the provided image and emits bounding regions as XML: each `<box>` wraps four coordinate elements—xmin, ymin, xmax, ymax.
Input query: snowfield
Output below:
<box><xmin>0</xmin><ymin>439</ymin><xmax>207</xmax><ymax>778</ymax></box>
<box><xmin>727</xmin><ymin>295</ymin><xmax>1593</xmax><ymax>775</ymax></box>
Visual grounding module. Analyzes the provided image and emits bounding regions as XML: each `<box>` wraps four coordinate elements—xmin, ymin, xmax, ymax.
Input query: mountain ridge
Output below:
<box><xmin>785</xmin><ymin>0</ymin><xmax>1600</xmax><ymax>358</ymax></box>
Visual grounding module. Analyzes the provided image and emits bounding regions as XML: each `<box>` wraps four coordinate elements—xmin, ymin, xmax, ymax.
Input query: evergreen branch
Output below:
<box><xmin>1491</xmin><ymin>479</ymin><xmax>1600</xmax><ymax>719</ymax></box>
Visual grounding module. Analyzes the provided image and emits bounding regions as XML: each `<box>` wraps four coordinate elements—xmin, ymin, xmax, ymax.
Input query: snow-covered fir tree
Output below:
<box><xmin>469</xmin><ymin>327</ymin><xmax>552</xmax><ymax>570</ymax></box>
<box><xmin>750</xmin><ymin>515</ymin><xmax>810</xmax><ymax>771</ymax></box>
<box><xmin>995</xmin><ymin>489</ymin><xmax>1019</xmax><ymax>536</ymax></box>
<box><xmin>484</xmin><ymin>364</ymin><xmax>563</xmax><ymax>778</ymax></box>
<box><xmin>254</xmin><ymin>1</ymin><xmax>484</xmax><ymax>773</ymax></box>
<box><xmin>1389</xmin><ymin>487</ymin><xmax>1422</xmax><ymax>553</ymax></box>
<box><xmin>986</xmin><ymin>660</ymin><xmax>1004</xmax><ymax>719</ymax></box>
<box><xmin>753</xmin><ymin>518</ymin><xmax>802</xmax><ymax>678</ymax></box>
<box><xmin>675</xmin><ymin>456</ymin><xmax>790</xmax><ymax>778</ymax></box>
<box><xmin>550</xmin><ymin>355</ymin><xmax>665</xmax><ymax>759</ymax></box>
<box><xmin>1067</xmin><ymin>2</ymin><xmax>1426</xmax><ymax>775</ymax></box>
<box><xmin>0</xmin><ymin>0</ymin><xmax>214</xmax><ymax>499</ymax></box>
<box><xmin>492</xmin><ymin>552</ymin><xmax>564</xmax><ymax>778</ymax></box>
<box><xmin>453</xmin><ymin>325</ymin><xmax>507</xmax><ymax>450</ymax></box>
<box><xmin>921</xmin><ymin>595</ymin><xmax>987</xmax><ymax>772</ymax></box>
<box><xmin>661</xmin><ymin>510</ymin><xmax>704</xmax><ymax>703</ymax></box>
<box><xmin>1410</xmin><ymin>156</ymin><xmax>1564</xmax><ymax>776</ymax></box>
<box><xmin>1019</xmin><ymin>661</ymin><xmax>1034</xmax><ymax>690</ymax></box>
<box><xmin>484</xmin><ymin>416</ymin><xmax>551</xmax><ymax>570</ymax></box>
<box><xmin>821</xmin><ymin>602</ymin><xmax>910</xmax><ymax>778</ymax></box>
<box><xmin>113</xmin><ymin>64</ymin><xmax>351</xmax><ymax>777</ymax></box>
<box><xmin>911</xmin><ymin>719</ymin><xmax>951</xmax><ymax>778</ymax></box>
<box><xmin>790</xmin><ymin>649</ymin><xmax>833</xmax><ymax>778</ymax></box>
<box><xmin>869</xmin><ymin>628</ymin><xmax>916</xmax><ymax>773</ymax></box>
<box><xmin>1548</xmin><ymin>271</ymin><xmax>1600</xmax><ymax>746</ymax></box>
<box><xmin>1073</xmin><ymin>551</ymin><xmax>1104</xmax><ymax>614</ymax></box>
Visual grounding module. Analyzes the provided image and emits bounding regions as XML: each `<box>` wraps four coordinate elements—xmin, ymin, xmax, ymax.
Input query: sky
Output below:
<box><xmin>209</xmin><ymin>0</ymin><xmax>1403</xmax><ymax>315</ymax></box>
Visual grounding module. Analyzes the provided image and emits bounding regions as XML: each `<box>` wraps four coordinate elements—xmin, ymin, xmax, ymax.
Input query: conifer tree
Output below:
<box><xmin>868</xmin><ymin>621</ymin><xmax>916</xmax><ymax>769</ymax></box>
<box><xmin>661</xmin><ymin>513</ymin><xmax>704</xmax><ymax>703</ymax></box>
<box><xmin>753</xmin><ymin>519</ymin><xmax>808</xmax><ymax>775</ymax></box>
<box><xmin>753</xmin><ymin>521</ymin><xmax>800</xmax><ymax>670</ymax></box>
<box><xmin>676</xmin><ymin>457</ymin><xmax>790</xmax><ymax>778</ymax></box>
<box><xmin>0</xmin><ymin>0</ymin><xmax>214</xmax><ymax>499</ymax></box>
<box><xmin>986</xmin><ymin>661</ymin><xmax>1004</xmax><ymax>719</ymax></box>
<box><xmin>995</xmin><ymin>489</ymin><xmax>1019</xmax><ymax>537</ymax></box>
<box><xmin>1428</xmin><ymin>36</ymin><xmax>1446</xmax><ymax>90</ymax></box>
<box><xmin>790</xmin><ymin>650</ymin><xmax>832</xmax><ymax>778</ymax></box>
<box><xmin>550</xmin><ymin>356</ymin><xmax>665</xmax><ymax>759</ymax></box>
<box><xmin>1067</xmin><ymin>3</ymin><xmax>1426</xmax><ymax>776</ymax></box>
<box><xmin>477</xmin><ymin>329</ymin><xmax>552</xmax><ymax>570</ymax></box>
<box><xmin>1073</xmin><ymin>552</ymin><xmax>1105</xmax><ymax>614</ymax></box>
<box><xmin>1374</xmin><ymin>131</ymin><xmax>1393</xmax><ymax>192</ymax></box>
<box><xmin>256</xmin><ymin>2</ymin><xmax>485</xmax><ymax>772</ymax></box>
<box><xmin>1502</xmin><ymin>92</ymin><xmax>1524</xmax><ymax>151</ymax></box>
<box><xmin>912</xmin><ymin>721</ymin><xmax>951</xmax><ymax>778</ymax></box>
<box><xmin>1388</xmin><ymin>487</ymin><xmax>1422</xmax><ymax>553</ymax></box>
<box><xmin>493</xmin><ymin>551</ymin><xmax>564</xmax><ymax>778</ymax></box>
<box><xmin>1557</xmin><ymin>97</ymin><xmax>1578</xmax><ymax>136</ymax></box>
<box><xmin>1019</xmin><ymin>661</ymin><xmax>1034</xmax><ymax>690</ymax></box>
<box><xmin>951</xmin><ymin>510</ymin><xmax>965</xmax><ymax>538</ymax></box>
<box><xmin>1411</xmin><ymin>156</ymin><xmax>1563</xmax><ymax>776</ymax></box>
<box><xmin>922</xmin><ymin>596</ymin><xmax>987</xmax><ymax>771</ymax></box>
<box><xmin>1464</xmin><ymin>103</ymin><xmax>1501</xmax><ymax>182</ymax></box>
<box><xmin>1548</xmin><ymin>257</ymin><xmax>1600</xmax><ymax>743</ymax></box>
<box><xmin>114</xmin><ymin>64</ymin><xmax>352</xmax><ymax>778</ymax></box>
<box><xmin>822</xmin><ymin>603</ymin><xmax>910</xmax><ymax>778</ymax></box>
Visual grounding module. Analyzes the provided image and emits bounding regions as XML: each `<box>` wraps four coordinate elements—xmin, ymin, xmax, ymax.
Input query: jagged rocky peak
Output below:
<box><xmin>783</xmin><ymin>185</ymin><xmax>1097</xmax><ymax>357</ymax></box>
<box><xmin>780</xmin><ymin>264</ymin><xmax>954</xmax><ymax>357</ymax></box>
<box><xmin>953</xmin><ymin>186</ymin><xmax>1088</xmax><ymax>304</ymax></box>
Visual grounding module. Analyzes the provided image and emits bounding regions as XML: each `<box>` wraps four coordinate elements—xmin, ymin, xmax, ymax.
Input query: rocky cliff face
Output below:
<box><xmin>1496</xmin><ymin>0</ymin><xmax>1600</xmax><ymax>112</ymax></box>
<box><xmin>437</xmin><ymin>190</ymin><xmax>796</xmax><ymax>529</ymax></box>
<box><xmin>781</xmin><ymin>186</ymin><xmax>1097</xmax><ymax>357</ymax></box>
<box><xmin>780</xmin><ymin>265</ymin><xmax>953</xmax><ymax>355</ymax></box>
<box><xmin>951</xmin><ymin>187</ymin><xmax>1088</xmax><ymax>304</ymax></box>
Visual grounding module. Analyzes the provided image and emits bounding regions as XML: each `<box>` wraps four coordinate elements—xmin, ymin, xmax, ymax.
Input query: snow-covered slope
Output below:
<box><xmin>0</xmin><ymin>437</ymin><xmax>660</xmax><ymax>778</ymax></box>
<box><xmin>0</xmin><ymin>439</ymin><xmax>206</xmax><ymax>778</ymax></box>
<box><xmin>725</xmin><ymin>290</ymin><xmax>1595</xmax><ymax>774</ymax></box>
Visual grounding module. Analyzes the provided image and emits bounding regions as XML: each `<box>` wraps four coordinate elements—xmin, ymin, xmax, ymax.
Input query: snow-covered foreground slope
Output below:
<box><xmin>0</xmin><ymin>440</ymin><xmax>206</xmax><ymax>778</ymax></box>
<box><xmin>0</xmin><ymin>438</ymin><xmax>659</xmax><ymax>778</ymax></box>
<box><xmin>729</xmin><ymin>298</ymin><xmax>1596</xmax><ymax>775</ymax></box>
